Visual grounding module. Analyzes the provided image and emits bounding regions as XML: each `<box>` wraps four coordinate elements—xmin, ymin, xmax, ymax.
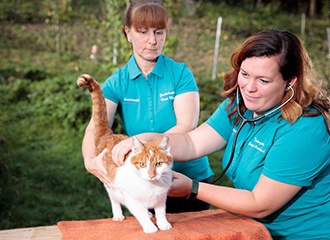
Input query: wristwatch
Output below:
<box><xmin>186</xmin><ymin>179</ymin><xmax>199</xmax><ymax>201</ymax></box>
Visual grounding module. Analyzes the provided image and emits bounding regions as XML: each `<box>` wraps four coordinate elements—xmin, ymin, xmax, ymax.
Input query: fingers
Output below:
<box><xmin>168</xmin><ymin>171</ymin><xmax>192</xmax><ymax>197</ymax></box>
<box><xmin>92</xmin><ymin>169</ymin><xmax>112</xmax><ymax>188</ymax></box>
<box><xmin>98</xmin><ymin>149</ymin><xmax>112</xmax><ymax>187</ymax></box>
<box><xmin>87</xmin><ymin>148</ymin><xmax>112</xmax><ymax>188</ymax></box>
<box><xmin>112</xmin><ymin>138</ymin><xmax>133</xmax><ymax>166</ymax></box>
<box><xmin>171</xmin><ymin>170</ymin><xmax>180</xmax><ymax>179</ymax></box>
<box><xmin>89</xmin><ymin>137</ymin><xmax>133</xmax><ymax>187</ymax></box>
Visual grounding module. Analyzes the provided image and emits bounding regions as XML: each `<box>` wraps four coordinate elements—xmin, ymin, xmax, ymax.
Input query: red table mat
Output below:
<box><xmin>57</xmin><ymin>209</ymin><xmax>272</xmax><ymax>240</ymax></box>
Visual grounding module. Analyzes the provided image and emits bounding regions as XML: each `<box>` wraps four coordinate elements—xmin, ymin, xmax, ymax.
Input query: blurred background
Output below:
<box><xmin>0</xmin><ymin>0</ymin><xmax>329</xmax><ymax>230</ymax></box>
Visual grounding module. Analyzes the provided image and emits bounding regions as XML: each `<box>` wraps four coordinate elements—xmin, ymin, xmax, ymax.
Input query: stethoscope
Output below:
<box><xmin>211</xmin><ymin>85</ymin><xmax>295</xmax><ymax>184</ymax></box>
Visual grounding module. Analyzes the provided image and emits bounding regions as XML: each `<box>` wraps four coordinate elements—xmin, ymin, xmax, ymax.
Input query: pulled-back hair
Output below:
<box><xmin>223</xmin><ymin>30</ymin><xmax>330</xmax><ymax>133</ymax></box>
<box><xmin>124</xmin><ymin>0</ymin><xmax>169</xmax><ymax>38</ymax></box>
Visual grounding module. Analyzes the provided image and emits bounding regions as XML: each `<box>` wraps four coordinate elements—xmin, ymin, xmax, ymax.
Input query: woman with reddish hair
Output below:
<box><xmin>112</xmin><ymin>30</ymin><xmax>330</xmax><ymax>239</ymax></box>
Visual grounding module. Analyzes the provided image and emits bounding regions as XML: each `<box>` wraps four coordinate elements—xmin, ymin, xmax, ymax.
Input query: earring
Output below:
<box><xmin>128</xmin><ymin>38</ymin><xmax>132</xmax><ymax>42</ymax></box>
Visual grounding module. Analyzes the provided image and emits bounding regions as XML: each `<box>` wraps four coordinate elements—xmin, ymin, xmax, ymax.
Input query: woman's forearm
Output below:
<box><xmin>113</xmin><ymin>123</ymin><xmax>226</xmax><ymax>164</ymax></box>
<box><xmin>136</xmin><ymin>123</ymin><xmax>226</xmax><ymax>162</ymax></box>
<box><xmin>196</xmin><ymin>174</ymin><xmax>302</xmax><ymax>219</ymax></box>
<box><xmin>82</xmin><ymin>122</ymin><xmax>96</xmax><ymax>167</ymax></box>
<box><xmin>133</xmin><ymin>132</ymin><xmax>198</xmax><ymax>161</ymax></box>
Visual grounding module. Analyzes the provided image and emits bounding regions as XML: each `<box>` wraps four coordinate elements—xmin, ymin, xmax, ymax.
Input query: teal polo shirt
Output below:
<box><xmin>102</xmin><ymin>54</ymin><xmax>213</xmax><ymax>181</ymax></box>
<box><xmin>206</xmin><ymin>98</ymin><xmax>330</xmax><ymax>239</ymax></box>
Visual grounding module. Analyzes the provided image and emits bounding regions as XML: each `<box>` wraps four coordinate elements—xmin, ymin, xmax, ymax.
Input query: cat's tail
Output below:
<box><xmin>77</xmin><ymin>74</ymin><xmax>98</xmax><ymax>92</ymax></box>
<box><xmin>77</xmin><ymin>74</ymin><xmax>113</xmax><ymax>137</ymax></box>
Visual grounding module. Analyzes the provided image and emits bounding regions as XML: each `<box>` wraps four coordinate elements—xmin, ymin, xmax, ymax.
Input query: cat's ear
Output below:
<box><xmin>131</xmin><ymin>136</ymin><xmax>143</xmax><ymax>154</ymax></box>
<box><xmin>159</xmin><ymin>136</ymin><xmax>171</xmax><ymax>154</ymax></box>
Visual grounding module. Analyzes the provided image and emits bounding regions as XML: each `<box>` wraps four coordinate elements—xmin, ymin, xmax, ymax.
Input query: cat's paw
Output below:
<box><xmin>157</xmin><ymin>220</ymin><xmax>172</xmax><ymax>231</ymax></box>
<box><xmin>112</xmin><ymin>215</ymin><xmax>125</xmax><ymax>221</ymax></box>
<box><xmin>142</xmin><ymin>223</ymin><xmax>158</xmax><ymax>234</ymax></box>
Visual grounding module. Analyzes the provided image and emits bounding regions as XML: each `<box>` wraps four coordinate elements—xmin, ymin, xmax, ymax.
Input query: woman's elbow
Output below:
<box><xmin>247</xmin><ymin>208</ymin><xmax>277</xmax><ymax>219</ymax></box>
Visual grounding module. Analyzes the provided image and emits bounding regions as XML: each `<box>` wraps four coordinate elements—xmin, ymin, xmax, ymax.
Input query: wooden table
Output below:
<box><xmin>0</xmin><ymin>209</ymin><xmax>272</xmax><ymax>240</ymax></box>
<box><xmin>0</xmin><ymin>226</ymin><xmax>61</xmax><ymax>240</ymax></box>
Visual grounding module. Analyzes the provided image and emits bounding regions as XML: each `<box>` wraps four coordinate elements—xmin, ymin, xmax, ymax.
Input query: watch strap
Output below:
<box><xmin>186</xmin><ymin>179</ymin><xmax>199</xmax><ymax>201</ymax></box>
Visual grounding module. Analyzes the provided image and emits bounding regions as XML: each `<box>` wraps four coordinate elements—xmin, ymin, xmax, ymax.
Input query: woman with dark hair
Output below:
<box><xmin>81</xmin><ymin>0</ymin><xmax>213</xmax><ymax>213</ymax></box>
<box><xmin>112</xmin><ymin>30</ymin><xmax>330</xmax><ymax>239</ymax></box>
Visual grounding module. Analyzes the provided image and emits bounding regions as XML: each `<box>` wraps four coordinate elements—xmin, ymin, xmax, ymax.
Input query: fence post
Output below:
<box><xmin>301</xmin><ymin>13</ymin><xmax>306</xmax><ymax>41</ymax></box>
<box><xmin>327</xmin><ymin>28</ymin><xmax>330</xmax><ymax>59</ymax></box>
<box><xmin>212</xmin><ymin>17</ymin><xmax>222</xmax><ymax>80</ymax></box>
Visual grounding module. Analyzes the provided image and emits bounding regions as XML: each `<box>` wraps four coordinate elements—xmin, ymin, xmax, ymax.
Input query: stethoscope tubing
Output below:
<box><xmin>211</xmin><ymin>87</ymin><xmax>294</xmax><ymax>184</ymax></box>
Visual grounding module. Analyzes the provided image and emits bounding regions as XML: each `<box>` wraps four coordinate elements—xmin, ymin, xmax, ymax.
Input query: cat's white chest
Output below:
<box><xmin>109</xmin><ymin>161</ymin><xmax>171</xmax><ymax>207</ymax></box>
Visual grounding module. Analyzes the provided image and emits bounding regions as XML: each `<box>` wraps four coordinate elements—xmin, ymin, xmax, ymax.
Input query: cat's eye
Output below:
<box><xmin>139</xmin><ymin>162</ymin><xmax>146</xmax><ymax>168</ymax></box>
<box><xmin>155</xmin><ymin>162</ymin><xmax>163</xmax><ymax>167</ymax></box>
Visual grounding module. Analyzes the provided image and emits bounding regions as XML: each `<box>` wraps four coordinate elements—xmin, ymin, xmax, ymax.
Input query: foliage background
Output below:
<box><xmin>0</xmin><ymin>0</ymin><xmax>329</xmax><ymax>230</ymax></box>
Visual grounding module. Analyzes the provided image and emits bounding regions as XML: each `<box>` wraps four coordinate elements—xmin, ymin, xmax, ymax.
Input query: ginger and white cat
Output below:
<box><xmin>77</xmin><ymin>74</ymin><xmax>173</xmax><ymax>233</ymax></box>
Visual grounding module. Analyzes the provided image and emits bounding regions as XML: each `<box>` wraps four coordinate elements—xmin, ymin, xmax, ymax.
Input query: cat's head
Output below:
<box><xmin>128</xmin><ymin>136</ymin><xmax>173</xmax><ymax>181</ymax></box>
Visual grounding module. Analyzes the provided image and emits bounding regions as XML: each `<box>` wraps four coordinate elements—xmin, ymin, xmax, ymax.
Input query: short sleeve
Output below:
<box><xmin>160</xmin><ymin>57</ymin><xmax>198</xmax><ymax>96</ymax></box>
<box><xmin>175</xmin><ymin>64</ymin><xmax>198</xmax><ymax>95</ymax></box>
<box><xmin>206</xmin><ymin>98</ymin><xmax>233</xmax><ymax>141</ymax></box>
<box><xmin>263</xmin><ymin>116</ymin><xmax>330</xmax><ymax>186</ymax></box>
<box><xmin>101</xmin><ymin>71</ymin><xmax>121</xmax><ymax>104</ymax></box>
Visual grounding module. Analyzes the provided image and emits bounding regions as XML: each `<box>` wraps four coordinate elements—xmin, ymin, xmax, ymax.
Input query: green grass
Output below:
<box><xmin>0</xmin><ymin>2</ymin><xmax>329</xmax><ymax>230</ymax></box>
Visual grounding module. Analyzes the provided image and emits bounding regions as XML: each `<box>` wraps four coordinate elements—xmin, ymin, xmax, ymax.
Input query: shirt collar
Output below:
<box><xmin>152</xmin><ymin>54</ymin><xmax>164</xmax><ymax>78</ymax></box>
<box><xmin>127</xmin><ymin>54</ymin><xmax>164</xmax><ymax>80</ymax></box>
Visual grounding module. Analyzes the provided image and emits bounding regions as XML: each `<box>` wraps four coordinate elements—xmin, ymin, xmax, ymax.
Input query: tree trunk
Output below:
<box><xmin>309</xmin><ymin>0</ymin><xmax>316</xmax><ymax>16</ymax></box>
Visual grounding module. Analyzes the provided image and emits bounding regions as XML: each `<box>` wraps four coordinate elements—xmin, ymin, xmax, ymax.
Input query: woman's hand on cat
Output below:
<box><xmin>87</xmin><ymin>148</ymin><xmax>112</xmax><ymax>188</ymax></box>
<box><xmin>112</xmin><ymin>138</ymin><xmax>133</xmax><ymax>166</ymax></box>
<box><xmin>168</xmin><ymin>171</ymin><xmax>192</xmax><ymax>197</ymax></box>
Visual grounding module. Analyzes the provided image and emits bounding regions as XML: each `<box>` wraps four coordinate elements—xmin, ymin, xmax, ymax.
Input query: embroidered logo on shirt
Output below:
<box><xmin>248</xmin><ymin>137</ymin><xmax>265</xmax><ymax>153</ymax></box>
<box><xmin>160</xmin><ymin>91</ymin><xmax>175</xmax><ymax>101</ymax></box>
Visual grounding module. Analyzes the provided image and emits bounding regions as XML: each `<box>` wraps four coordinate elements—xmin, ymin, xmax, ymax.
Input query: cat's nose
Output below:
<box><xmin>148</xmin><ymin>173</ymin><xmax>156</xmax><ymax>180</ymax></box>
